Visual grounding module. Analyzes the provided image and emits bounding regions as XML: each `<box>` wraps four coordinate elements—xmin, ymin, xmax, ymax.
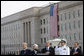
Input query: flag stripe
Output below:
<box><xmin>50</xmin><ymin>4</ymin><xmax>58</xmax><ymax>37</ymax></box>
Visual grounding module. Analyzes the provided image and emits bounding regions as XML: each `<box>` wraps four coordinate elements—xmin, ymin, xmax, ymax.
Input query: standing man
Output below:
<box><xmin>58</xmin><ymin>39</ymin><xmax>70</xmax><ymax>55</ymax></box>
<box><xmin>20</xmin><ymin>42</ymin><xmax>32</xmax><ymax>55</ymax></box>
<box><xmin>70</xmin><ymin>42</ymin><xmax>82</xmax><ymax>55</ymax></box>
<box><xmin>31</xmin><ymin>44</ymin><xmax>41</xmax><ymax>55</ymax></box>
<box><xmin>41</xmin><ymin>41</ymin><xmax>55</xmax><ymax>55</ymax></box>
<box><xmin>55</xmin><ymin>42</ymin><xmax>62</xmax><ymax>55</ymax></box>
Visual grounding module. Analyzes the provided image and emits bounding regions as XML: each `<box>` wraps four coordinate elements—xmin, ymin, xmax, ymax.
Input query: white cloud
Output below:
<box><xmin>1</xmin><ymin>1</ymin><xmax>60</xmax><ymax>18</ymax></box>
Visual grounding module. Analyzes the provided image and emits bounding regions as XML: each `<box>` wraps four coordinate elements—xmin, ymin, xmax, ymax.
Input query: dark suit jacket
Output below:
<box><xmin>41</xmin><ymin>46</ymin><xmax>55</xmax><ymax>55</ymax></box>
<box><xmin>31</xmin><ymin>49</ymin><xmax>41</xmax><ymax>55</ymax></box>
<box><xmin>20</xmin><ymin>49</ymin><xmax>31</xmax><ymax>55</ymax></box>
<box><xmin>70</xmin><ymin>48</ymin><xmax>81</xmax><ymax>55</ymax></box>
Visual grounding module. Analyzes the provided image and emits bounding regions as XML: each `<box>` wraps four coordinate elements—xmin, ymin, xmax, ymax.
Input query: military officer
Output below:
<box><xmin>56</xmin><ymin>39</ymin><xmax>70</xmax><ymax>55</ymax></box>
<box><xmin>59</xmin><ymin>39</ymin><xmax>70</xmax><ymax>55</ymax></box>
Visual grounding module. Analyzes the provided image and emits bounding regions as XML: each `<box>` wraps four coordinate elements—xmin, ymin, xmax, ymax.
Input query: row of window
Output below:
<box><xmin>41</xmin><ymin>27</ymin><xmax>48</xmax><ymax>34</ymax></box>
<box><xmin>60</xmin><ymin>20</ymin><xmax>81</xmax><ymax>31</ymax></box>
<box><xmin>1</xmin><ymin>23</ymin><xmax>20</xmax><ymax>32</ymax></box>
<box><xmin>40</xmin><ymin>18</ymin><xmax>48</xmax><ymax>25</ymax></box>
<box><xmin>1</xmin><ymin>32</ymin><xmax>20</xmax><ymax>40</ymax></box>
<box><xmin>40</xmin><ymin>20</ymin><xmax>81</xmax><ymax>34</ymax></box>
<box><xmin>1</xmin><ymin>40</ymin><xmax>21</xmax><ymax>46</ymax></box>
<box><xmin>40</xmin><ymin>9</ymin><xmax>81</xmax><ymax>26</ymax></box>
<box><xmin>59</xmin><ymin>9</ymin><xmax>81</xmax><ymax>21</ymax></box>
<box><xmin>60</xmin><ymin>32</ymin><xmax>82</xmax><ymax>41</ymax></box>
<box><xmin>41</xmin><ymin>38</ymin><xmax>47</xmax><ymax>44</ymax></box>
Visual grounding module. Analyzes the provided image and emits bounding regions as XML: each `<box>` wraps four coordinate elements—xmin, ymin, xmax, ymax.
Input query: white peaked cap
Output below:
<box><xmin>61</xmin><ymin>39</ymin><xmax>67</xmax><ymax>43</ymax></box>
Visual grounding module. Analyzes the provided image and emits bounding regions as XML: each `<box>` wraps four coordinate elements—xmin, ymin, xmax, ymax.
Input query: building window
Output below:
<box><xmin>4</xmin><ymin>26</ymin><xmax>6</xmax><ymax>31</ymax></box>
<box><xmin>1</xmin><ymin>28</ymin><xmax>2</xmax><ymax>32</ymax></box>
<box><xmin>61</xmin><ymin>24</ymin><xmax>63</xmax><ymax>32</ymax></box>
<box><xmin>64</xmin><ymin>13</ymin><xmax>66</xmax><ymax>20</ymax></box>
<box><xmin>69</xmin><ymin>22</ymin><xmax>71</xmax><ymax>30</ymax></box>
<box><xmin>14</xmin><ymin>24</ymin><xmax>16</xmax><ymax>30</ymax></box>
<box><xmin>74</xmin><ymin>33</ymin><xmax>76</xmax><ymax>40</ymax></box>
<box><xmin>47</xmin><ymin>19</ymin><xmax>48</xmax><ymax>24</ymax></box>
<box><xmin>2</xmin><ymin>28</ymin><xmax>3</xmax><ymax>32</ymax></box>
<box><xmin>43</xmin><ymin>19</ymin><xmax>45</xmax><ymax>24</ymax></box>
<box><xmin>65</xmin><ymin>34</ymin><xmax>67</xmax><ymax>39</ymax></box>
<box><xmin>18</xmin><ymin>24</ymin><xmax>20</xmax><ymax>29</ymax></box>
<box><xmin>79</xmin><ymin>32</ymin><xmax>81</xmax><ymax>40</ymax></box>
<box><xmin>47</xmin><ymin>37</ymin><xmax>48</xmax><ymax>41</ymax></box>
<box><xmin>44</xmin><ymin>38</ymin><xmax>46</xmax><ymax>43</ymax></box>
<box><xmin>62</xmin><ymin>35</ymin><xmax>64</xmax><ymax>39</ymax></box>
<box><xmin>57</xmin><ymin>15</ymin><xmax>59</xmax><ymax>21</ymax></box>
<box><xmin>17</xmin><ymin>24</ymin><xmax>18</xmax><ymax>29</ymax></box>
<box><xmin>60</xmin><ymin>35</ymin><xmax>62</xmax><ymax>39</ymax></box>
<box><xmin>78</xmin><ymin>10</ymin><xmax>80</xmax><ymax>17</ymax></box>
<box><xmin>3</xmin><ymin>27</ymin><xmax>4</xmax><ymax>32</ymax></box>
<box><xmin>41</xmin><ymin>38</ymin><xmax>43</xmax><ymax>44</ymax></box>
<box><xmin>69</xmin><ymin>12</ymin><xmax>71</xmax><ymax>19</ymax></box>
<box><xmin>47</xmin><ymin>27</ymin><xmax>48</xmax><ymax>34</ymax></box>
<box><xmin>73</xmin><ymin>21</ymin><xmax>76</xmax><ymax>29</ymax></box>
<box><xmin>60</xmin><ymin>14</ymin><xmax>62</xmax><ymax>21</ymax></box>
<box><xmin>73</xmin><ymin>11</ymin><xmax>75</xmax><ymax>18</ymax></box>
<box><xmin>41</xmin><ymin>28</ymin><xmax>42</xmax><ymax>34</ymax></box>
<box><xmin>59</xmin><ymin>25</ymin><xmax>61</xmax><ymax>32</ymax></box>
<box><xmin>6</xmin><ymin>27</ymin><xmax>7</xmax><ymax>31</ymax></box>
<box><xmin>65</xmin><ymin>23</ymin><xmax>67</xmax><ymax>31</ymax></box>
<box><xmin>6</xmin><ymin>26</ymin><xmax>8</xmax><ymax>32</ymax></box>
<box><xmin>78</xmin><ymin>20</ymin><xmax>80</xmax><ymax>28</ymax></box>
<box><xmin>1</xmin><ymin>28</ymin><xmax>2</xmax><ymax>33</ymax></box>
<box><xmin>44</xmin><ymin>27</ymin><xmax>46</xmax><ymax>34</ymax></box>
<box><xmin>69</xmin><ymin>34</ymin><xmax>71</xmax><ymax>40</ymax></box>
<box><xmin>40</xmin><ymin>20</ymin><xmax>42</xmax><ymax>25</ymax></box>
<box><xmin>16</xmin><ymin>24</ymin><xmax>17</xmax><ymax>30</ymax></box>
<box><xmin>58</xmin><ymin>25</ymin><xmax>59</xmax><ymax>32</ymax></box>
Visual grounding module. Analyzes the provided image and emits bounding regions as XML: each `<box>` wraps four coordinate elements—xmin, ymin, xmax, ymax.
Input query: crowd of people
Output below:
<box><xmin>19</xmin><ymin>39</ymin><xmax>82</xmax><ymax>55</ymax></box>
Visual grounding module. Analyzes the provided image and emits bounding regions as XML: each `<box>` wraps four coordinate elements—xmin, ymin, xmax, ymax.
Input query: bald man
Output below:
<box><xmin>20</xmin><ymin>42</ymin><xmax>32</xmax><ymax>55</ymax></box>
<box><xmin>41</xmin><ymin>42</ymin><xmax>55</xmax><ymax>55</ymax></box>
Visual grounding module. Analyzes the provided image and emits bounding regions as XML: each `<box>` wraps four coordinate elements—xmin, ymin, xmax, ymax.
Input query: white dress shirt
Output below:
<box><xmin>46</xmin><ymin>46</ymin><xmax>50</xmax><ymax>51</ymax></box>
<box><xmin>74</xmin><ymin>47</ymin><xmax>78</xmax><ymax>52</ymax></box>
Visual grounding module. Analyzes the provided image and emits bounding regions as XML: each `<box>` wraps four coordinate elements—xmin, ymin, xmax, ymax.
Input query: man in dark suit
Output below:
<box><xmin>31</xmin><ymin>44</ymin><xmax>41</xmax><ymax>55</ymax></box>
<box><xmin>20</xmin><ymin>42</ymin><xmax>32</xmax><ymax>55</ymax></box>
<box><xmin>70</xmin><ymin>42</ymin><xmax>82</xmax><ymax>55</ymax></box>
<box><xmin>41</xmin><ymin>41</ymin><xmax>55</xmax><ymax>55</ymax></box>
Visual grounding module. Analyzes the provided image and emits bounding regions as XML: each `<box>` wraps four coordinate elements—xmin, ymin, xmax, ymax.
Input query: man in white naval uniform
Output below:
<box><xmin>55</xmin><ymin>39</ymin><xmax>70</xmax><ymax>55</ymax></box>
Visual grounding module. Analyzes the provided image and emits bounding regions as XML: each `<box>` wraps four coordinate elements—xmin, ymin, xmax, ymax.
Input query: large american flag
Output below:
<box><xmin>50</xmin><ymin>3</ymin><xmax>58</xmax><ymax>37</ymax></box>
